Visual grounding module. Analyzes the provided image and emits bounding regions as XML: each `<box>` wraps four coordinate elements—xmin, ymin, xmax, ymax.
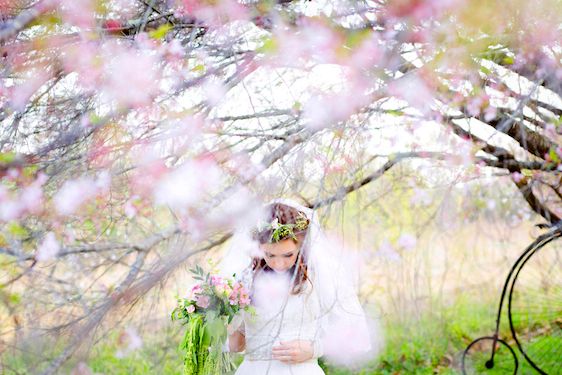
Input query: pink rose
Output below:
<box><xmin>210</xmin><ymin>275</ymin><xmax>223</xmax><ymax>286</ymax></box>
<box><xmin>191</xmin><ymin>284</ymin><xmax>202</xmax><ymax>293</ymax></box>
<box><xmin>239</xmin><ymin>292</ymin><xmax>250</xmax><ymax>307</ymax></box>
<box><xmin>186</xmin><ymin>284</ymin><xmax>202</xmax><ymax>300</ymax></box>
<box><xmin>195</xmin><ymin>295</ymin><xmax>210</xmax><ymax>309</ymax></box>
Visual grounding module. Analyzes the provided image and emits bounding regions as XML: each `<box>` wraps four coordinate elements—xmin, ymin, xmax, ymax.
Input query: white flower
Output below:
<box><xmin>270</xmin><ymin>218</ymin><xmax>280</xmax><ymax>229</ymax></box>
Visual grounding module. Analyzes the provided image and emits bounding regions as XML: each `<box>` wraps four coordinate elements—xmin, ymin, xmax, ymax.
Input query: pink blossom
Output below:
<box><xmin>60</xmin><ymin>0</ymin><xmax>96</xmax><ymax>28</ymax></box>
<box><xmin>206</xmin><ymin>186</ymin><xmax>263</xmax><ymax>234</ymax></box>
<box><xmin>153</xmin><ymin>158</ymin><xmax>223</xmax><ymax>209</ymax></box>
<box><xmin>203</xmin><ymin>79</ymin><xmax>227</xmax><ymax>105</ymax></box>
<box><xmin>252</xmin><ymin>272</ymin><xmax>291</xmax><ymax>313</ymax></box>
<box><xmin>10</xmin><ymin>69</ymin><xmax>51</xmax><ymax>111</ymax></box>
<box><xmin>129</xmin><ymin>152</ymin><xmax>169</xmax><ymax>198</ymax></box>
<box><xmin>61</xmin><ymin>41</ymin><xmax>102</xmax><ymax>91</ymax></box>
<box><xmin>19</xmin><ymin>184</ymin><xmax>44</xmax><ymax>214</ymax></box>
<box><xmin>195</xmin><ymin>295</ymin><xmax>210</xmax><ymax>309</ymax></box>
<box><xmin>124</xmin><ymin>197</ymin><xmax>138</xmax><ymax>219</ymax></box>
<box><xmin>186</xmin><ymin>305</ymin><xmax>195</xmax><ymax>313</ymax></box>
<box><xmin>180</xmin><ymin>0</ymin><xmax>249</xmax><ymax>28</ymax></box>
<box><xmin>110</xmin><ymin>0</ymin><xmax>137</xmax><ymax>17</ymax></box>
<box><xmin>53</xmin><ymin>176</ymin><xmax>99</xmax><ymax>215</ymax></box>
<box><xmin>264</xmin><ymin>20</ymin><xmax>342</xmax><ymax>68</ymax></box>
<box><xmin>545</xmin><ymin>124</ymin><xmax>557</xmax><ymax>139</ymax></box>
<box><xmin>0</xmin><ymin>185</ymin><xmax>8</xmax><ymax>201</ymax></box>
<box><xmin>347</xmin><ymin>34</ymin><xmax>384</xmax><ymax>70</ymax></box>
<box><xmin>388</xmin><ymin>0</ymin><xmax>465</xmax><ymax>23</ymax></box>
<box><xmin>483</xmin><ymin>105</ymin><xmax>497</xmax><ymax>122</ymax></box>
<box><xmin>101</xmin><ymin>42</ymin><xmax>160</xmax><ymax>108</ymax></box>
<box><xmin>466</xmin><ymin>96</ymin><xmax>484</xmax><ymax>117</ymax></box>
<box><xmin>511</xmin><ymin>172</ymin><xmax>524</xmax><ymax>183</ymax></box>
<box><xmin>0</xmin><ymin>200</ymin><xmax>21</xmax><ymax>221</ymax></box>
<box><xmin>303</xmin><ymin>76</ymin><xmax>371</xmax><ymax>130</ymax></box>
<box><xmin>388</xmin><ymin>74</ymin><xmax>434</xmax><ymax>114</ymax></box>
<box><xmin>36</xmin><ymin>232</ymin><xmax>61</xmax><ymax>262</ymax></box>
<box><xmin>322</xmin><ymin>318</ymin><xmax>372</xmax><ymax>367</ymax></box>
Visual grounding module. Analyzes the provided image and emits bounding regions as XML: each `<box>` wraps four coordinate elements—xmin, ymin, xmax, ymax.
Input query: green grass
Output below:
<box><xmin>2</xmin><ymin>296</ymin><xmax>559</xmax><ymax>374</ymax></box>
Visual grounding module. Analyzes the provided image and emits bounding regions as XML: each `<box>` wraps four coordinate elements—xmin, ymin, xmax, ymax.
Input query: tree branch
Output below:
<box><xmin>0</xmin><ymin>0</ymin><xmax>55</xmax><ymax>43</ymax></box>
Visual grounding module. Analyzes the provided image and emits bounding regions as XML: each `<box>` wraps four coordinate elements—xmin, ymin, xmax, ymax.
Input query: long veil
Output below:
<box><xmin>219</xmin><ymin>198</ymin><xmax>381</xmax><ymax>367</ymax></box>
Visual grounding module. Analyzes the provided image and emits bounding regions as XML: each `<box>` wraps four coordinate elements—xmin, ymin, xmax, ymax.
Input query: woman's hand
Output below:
<box><xmin>228</xmin><ymin>330</ymin><xmax>245</xmax><ymax>352</ymax></box>
<box><xmin>271</xmin><ymin>340</ymin><xmax>314</xmax><ymax>364</ymax></box>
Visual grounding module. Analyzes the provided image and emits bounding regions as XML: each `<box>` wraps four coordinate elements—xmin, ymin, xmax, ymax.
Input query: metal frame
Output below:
<box><xmin>461</xmin><ymin>223</ymin><xmax>562</xmax><ymax>374</ymax></box>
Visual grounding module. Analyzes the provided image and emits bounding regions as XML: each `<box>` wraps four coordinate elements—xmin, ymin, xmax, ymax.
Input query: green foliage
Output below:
<box><xmin>0</xmin><ymin>151</ymin><xmax>16</xmax><ymax>164</ymax></box>
<box><xmin>6</xmin><ymin>222</ymin><xmax>29</xmax><ymax>239</ymax></box>
<box><xmin>172</xmin><ymin>267</ymin><xmax>248</xmax><ymax>374</ymax></box>
<box><xmin>253</xmin><ymin>212</ymin><xmax>309</xmax><ymax>243</ymax></box>
<box><xmin>149</xmin><ymin>24</ymin><xmax>173</xmax><ymax>39</ymax></box>
<box><xmin>257</xmin><ymin>36</ymin><xmax>278</xmax><ymax>54</ymax></box>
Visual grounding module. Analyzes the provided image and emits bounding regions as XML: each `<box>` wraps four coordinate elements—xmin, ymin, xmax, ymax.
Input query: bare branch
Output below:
<box><xmin>0</xmin><ymin>0</ymin><xmax>55</xmax><ymax>43</ymax></box>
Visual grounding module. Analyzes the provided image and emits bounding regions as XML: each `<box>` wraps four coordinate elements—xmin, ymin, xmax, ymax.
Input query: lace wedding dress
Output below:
<box><xmin>234</xmin><ymin>269</ymin><xmax>325</xmax><ymax>375</ymax></box>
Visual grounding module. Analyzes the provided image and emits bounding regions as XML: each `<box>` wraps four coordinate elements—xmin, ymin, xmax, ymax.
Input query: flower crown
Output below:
<box><xmin>252</xmin><ymin>211</ymin><xmax>309</xmax><ymax>243</ymax></box>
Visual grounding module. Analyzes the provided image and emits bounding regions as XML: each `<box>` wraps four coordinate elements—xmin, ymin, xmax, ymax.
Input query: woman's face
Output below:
<box><xmin>260</xmin><ymin>238</ymin><xmax>300</xmax><ymax>274</ymax></box>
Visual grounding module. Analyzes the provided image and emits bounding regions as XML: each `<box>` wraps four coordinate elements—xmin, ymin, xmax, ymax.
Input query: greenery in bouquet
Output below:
<box><xmin>171</xmin><ymin>265</ymin><xmax>253</xmax><ymax>375</ymax></box>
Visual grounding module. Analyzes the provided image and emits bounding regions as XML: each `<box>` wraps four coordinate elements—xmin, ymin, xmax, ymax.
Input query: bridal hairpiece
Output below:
<box><xmin>252</xmin><ymin>211</ymin><xmax>309</xmax><ymax>243</ymax></box>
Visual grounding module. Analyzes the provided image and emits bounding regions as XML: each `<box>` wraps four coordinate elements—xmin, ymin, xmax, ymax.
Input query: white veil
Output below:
<box><xmin>219</xmin><ymin>197</ymin><xmax>381</xmax><ymax>367</ymax></box>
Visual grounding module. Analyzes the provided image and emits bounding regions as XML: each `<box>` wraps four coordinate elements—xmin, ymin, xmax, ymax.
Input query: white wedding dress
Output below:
<box><xmin>221</xmin><ymin>198</ymin><xmax>376</xmax><ymax>375</ymax></box>
<box><xmin>234</xmin><ymin>270</ymin><xmax>325</xmax><ymax>375</ymax></box>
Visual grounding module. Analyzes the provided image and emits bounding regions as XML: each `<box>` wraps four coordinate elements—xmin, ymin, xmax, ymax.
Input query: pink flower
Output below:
<box><xmin>60</xmin><ymin>0</ymin><xmax>96</xmax><ymax>28</ymax></box>
<box><xmin>101</xmin><ymin>41</ymin><xmax>161</xmax><ymax>108</ymax></box>
<box><xmin>239</xmin><ymin>292</ymin><xmax>250</xmax><ymax>307</ymax></box>
<box><xmin>388</xmin><ymin>74</ymin><xmax>434</xmax><ymax>114</ymax></box>
<box><xmin>187</xmin><ymin>284</ymin><xmax>202</xmax><ymax>300</ymax></box>
<box><xmin>186</xmin><ymin>305</ymin><xmax>195</xmax><ymax>313</ymax></box>
<box><xmin>210</xmin><ymin>275</ymin><xmax>223</xmax><ymax>286</ymax></box>
<box><xmin>36</xmin><ymin>232</ymin><xmax>61</xmax><ymax>262</ymax></box>
<box><xmin>195</xmin><ymin>295</ymin><xmax>210</xmax><ymax>309</ymax></box>
<box><xmin>153</xmin><ymin>158</ymin><xmax>223</xmax><ymax>209</ymax></box>
<box><xmin>11</xmin><ymin>68</ymin><xmax>51</xmax><ymax>111</ymax></box>
<box><xmin>511</xmin><ymin>172</ymin><xmax>524</xmax><ymax>183</ymax></box>
<box><xmin>53</xmin><ymin>174</ymin><xmax>108</xmax><ymax>216</ymax></box>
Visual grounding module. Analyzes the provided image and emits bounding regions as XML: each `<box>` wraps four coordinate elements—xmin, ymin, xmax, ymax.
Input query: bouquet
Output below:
<box><xmin>172</xmin><ymin>265</ymin><xmax>253</xmax><ymax>375</ymax></box>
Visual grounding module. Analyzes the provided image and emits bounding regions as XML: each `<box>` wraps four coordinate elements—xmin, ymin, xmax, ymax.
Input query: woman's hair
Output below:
<box><xmin>251</xmin><ymin>203</ymin><xmax>311</xmax><ymax>294</ymax></box>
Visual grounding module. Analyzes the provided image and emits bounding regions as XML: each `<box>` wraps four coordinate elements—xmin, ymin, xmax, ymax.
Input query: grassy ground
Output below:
<box><xmin>4</xmin><ymin>294</ymin><xmax>558</xmax><ymax>374</ymax></box>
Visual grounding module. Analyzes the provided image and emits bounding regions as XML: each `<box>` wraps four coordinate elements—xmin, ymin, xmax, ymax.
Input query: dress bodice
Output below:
<box><xmin>241</xmin><ymin>270</ymin><xmax>322</xmax><ymax>361</ymax></box>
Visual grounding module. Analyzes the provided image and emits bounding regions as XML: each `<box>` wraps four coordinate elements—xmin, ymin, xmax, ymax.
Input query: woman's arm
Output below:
<box><xmin>228</xmin><ymin>330</ymin><xmax>246</xmax><ymax>352</ymax></box>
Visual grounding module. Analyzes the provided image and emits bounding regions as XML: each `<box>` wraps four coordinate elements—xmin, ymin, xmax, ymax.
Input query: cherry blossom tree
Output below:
<box><xmin>0</xmin><ymin>0</ymin><xmax>560</xmax><ymax>373</ymax></box>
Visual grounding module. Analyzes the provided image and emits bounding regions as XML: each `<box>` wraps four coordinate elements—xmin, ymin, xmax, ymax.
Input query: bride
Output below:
<box><xmin>221</xmin><ymin>198</ymin><xmax>375</xmax><ymax>374</ymax></box>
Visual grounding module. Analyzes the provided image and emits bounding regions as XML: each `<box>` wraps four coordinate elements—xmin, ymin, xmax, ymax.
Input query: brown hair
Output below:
<box><xmin>251</xmin><ymin>203</ymin><xmax>311</xmax><ymax>294</ymax></box>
